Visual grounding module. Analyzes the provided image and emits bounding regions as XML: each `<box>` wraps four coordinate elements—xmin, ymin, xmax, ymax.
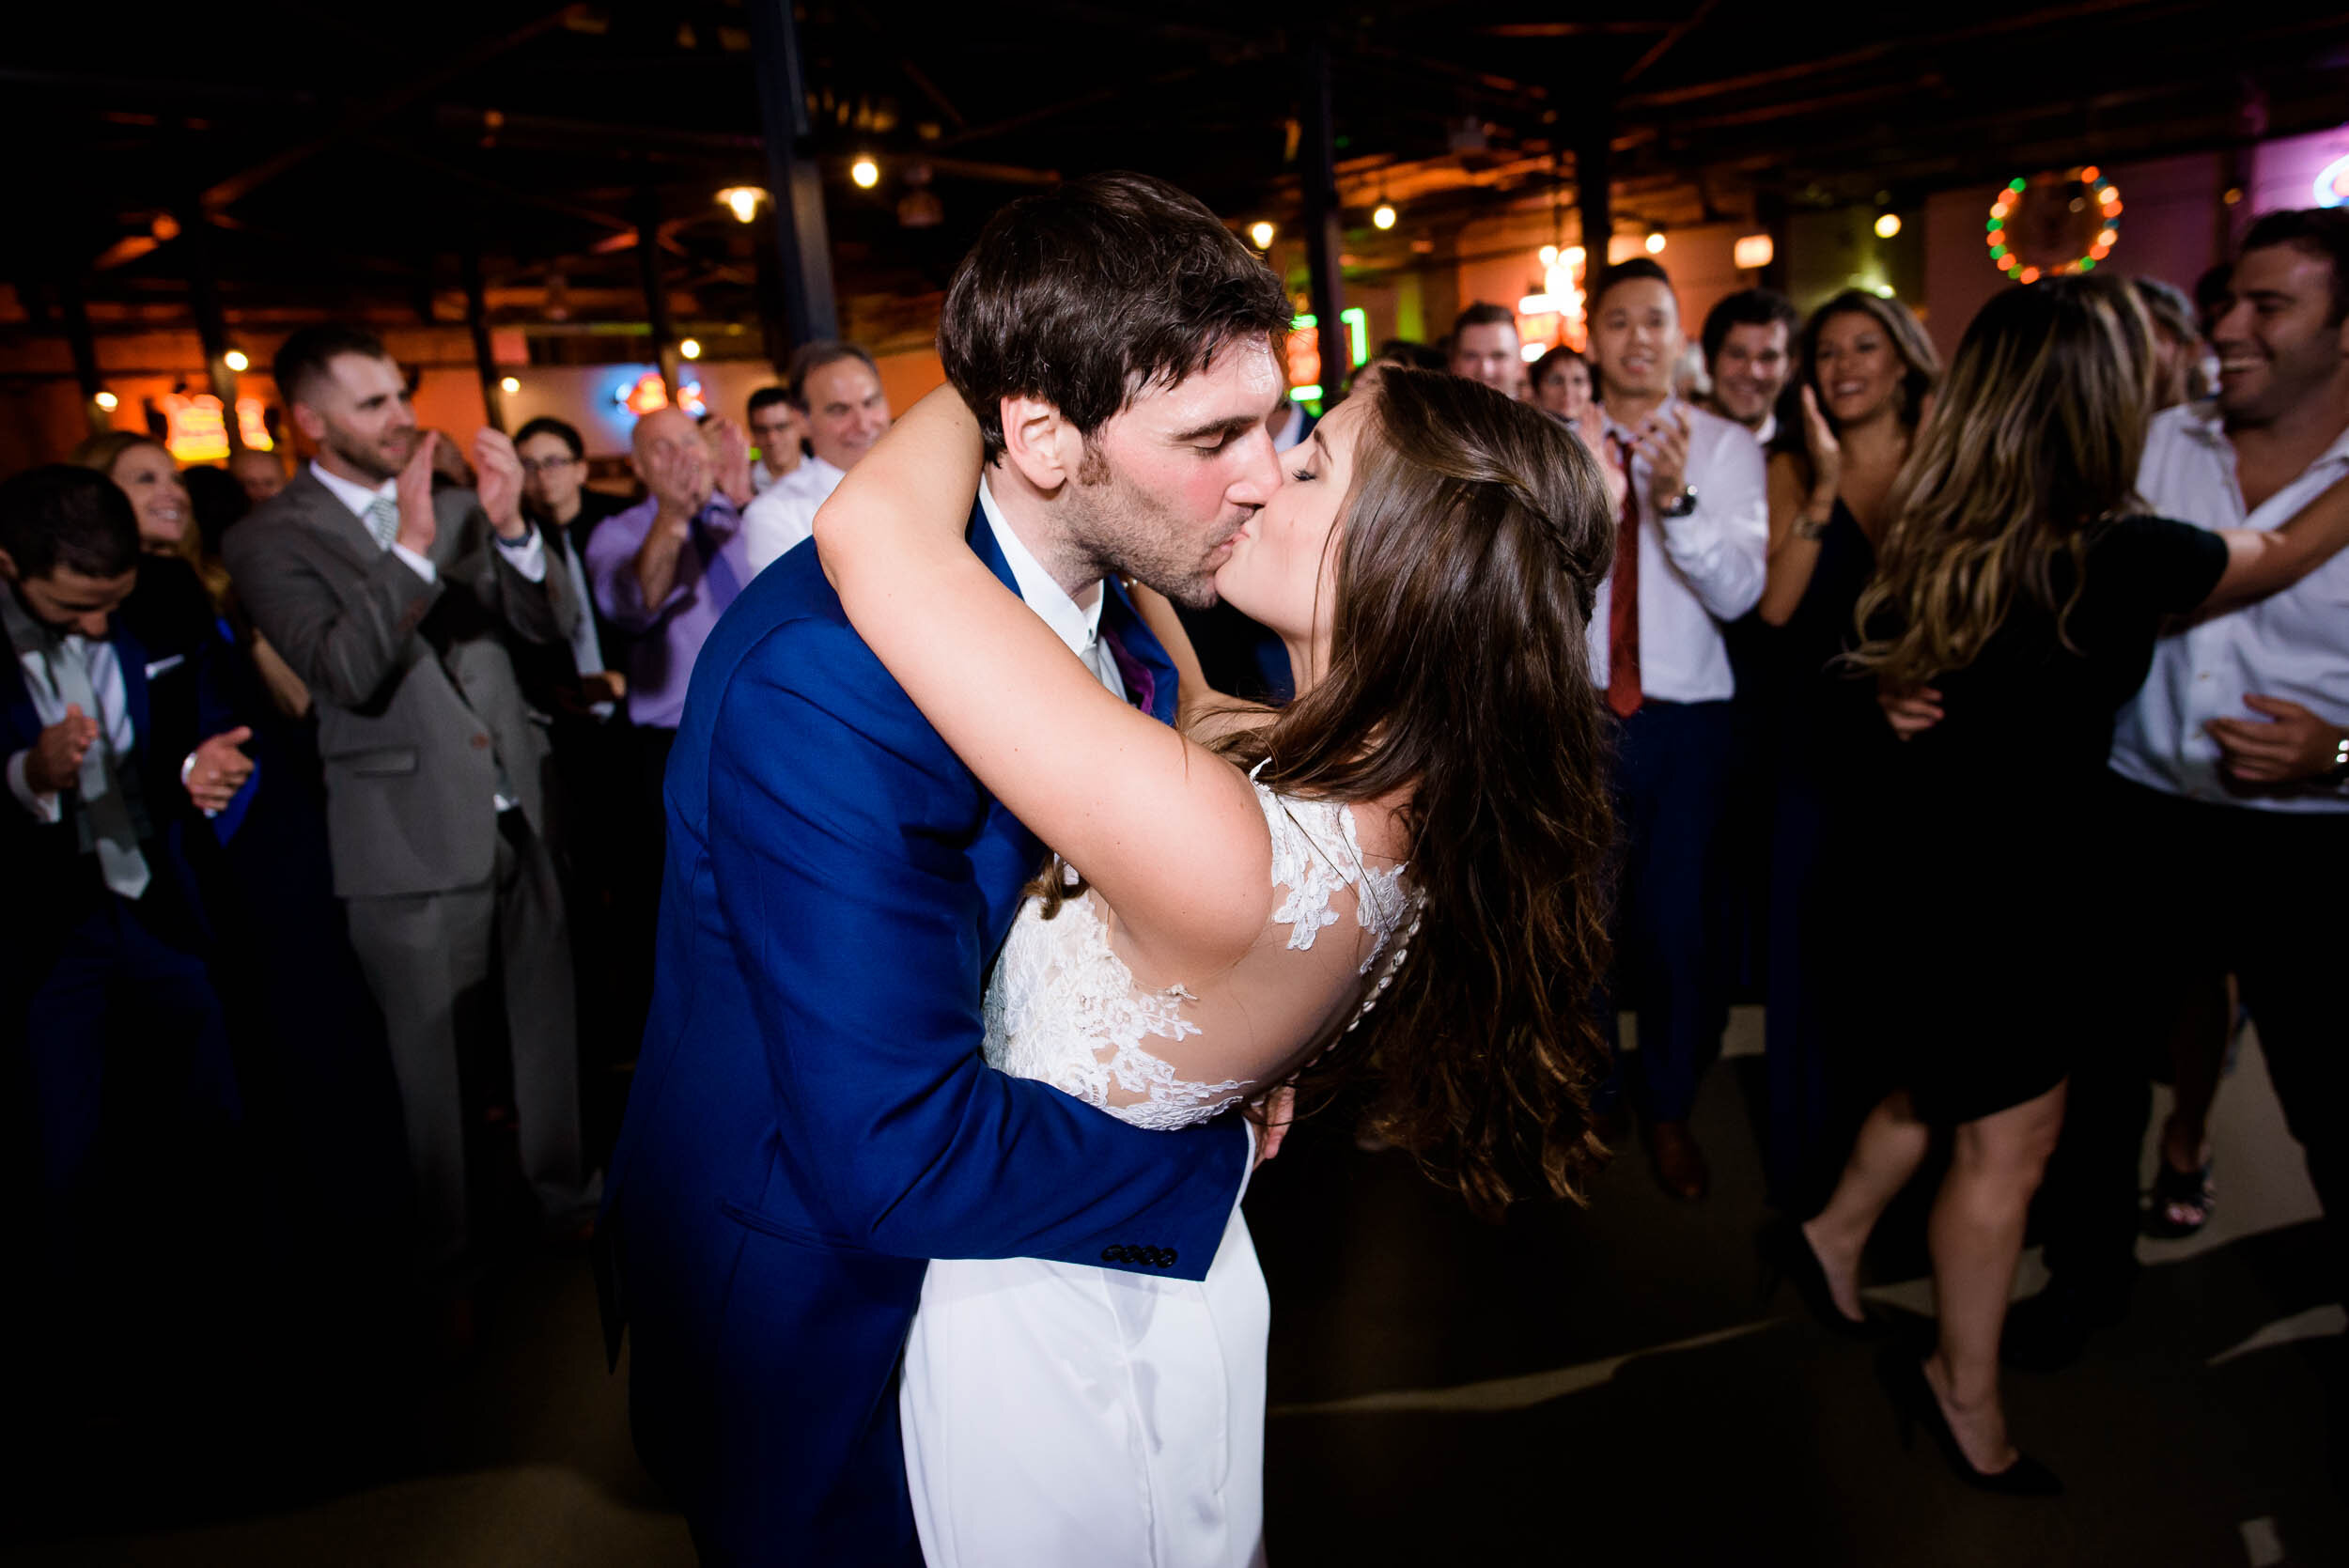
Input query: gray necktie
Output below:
<box><xmin>1</xmin><ymin>592</ymin><xmax>149</xmax><ymax>899</ymax></box>
<box><xmin>365</xmin><ymin>494</ymin><xmax>400</xmax><ymax>551</ymax></box>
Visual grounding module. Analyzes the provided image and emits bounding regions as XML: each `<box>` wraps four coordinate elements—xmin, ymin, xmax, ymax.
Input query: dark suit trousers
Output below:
<box><xmin>344</xmin><ymin>811</ymin><xmax>586</xmax><ymax>1275</ymax></box>
<box><xmin>1602</xmin><ymin>699</ymin><xmax>1735</xmax><ymax>1125</ymax></box>
<box><xmin>16</xmin><ymin>890</ymin><xmax>240</xmax><ymax>1261</ymax></box>
<box><xmin>2042</xmin><ymin>774</ymin><xmax>2349</xmax><ymax>1301</ymax></box>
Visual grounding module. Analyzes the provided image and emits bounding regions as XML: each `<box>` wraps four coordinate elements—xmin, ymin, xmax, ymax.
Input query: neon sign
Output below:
<box><xmin>236</xmin><ymin>396</ymin><xmax>272</xmax><ymax>451</ymax></box>
<box><xmin>162</xmin><ymin>394</ymin><xmax>230</xmax><ymax>463</ymax></box>
<box><xmin>614</xmin><ymin>371</ymin><xmax>706</xmax><ymax>418</ymax></box>
<box><xmin>2315</xmin><ymin>151</ymin><xmax>2349</xmax><ymax>209</ymax></box>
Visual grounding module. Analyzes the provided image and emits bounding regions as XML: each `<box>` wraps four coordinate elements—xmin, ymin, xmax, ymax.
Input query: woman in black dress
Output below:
<box><xmin>1778</xmin><ymin>276</ymin><xmax>2349</xmax><ymax>1494</ymax></box>
<box><xmin>1752</xmin><ymin>290</ymin><xmax>1938</xmax><ymax>1211</ymax></box>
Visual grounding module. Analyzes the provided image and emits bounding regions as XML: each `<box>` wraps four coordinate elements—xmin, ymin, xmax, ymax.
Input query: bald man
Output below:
<box><xmin>586</xmin><ymin>407</ymin><xmax>754</xmax><ymax>754</ymax></box>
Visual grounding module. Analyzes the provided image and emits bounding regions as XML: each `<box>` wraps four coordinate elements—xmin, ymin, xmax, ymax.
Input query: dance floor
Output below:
<box><xmin>8</xmin><ymin>1012</ymin><xmax>2340</xmax><ymax>1567</ymax></box>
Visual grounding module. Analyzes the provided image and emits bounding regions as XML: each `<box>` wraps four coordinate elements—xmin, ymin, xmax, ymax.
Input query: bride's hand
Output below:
<box><xmin>1250</xmin><ymin>1083</ymin><xmax>1297</xmax><ymax>1167</ymax></box>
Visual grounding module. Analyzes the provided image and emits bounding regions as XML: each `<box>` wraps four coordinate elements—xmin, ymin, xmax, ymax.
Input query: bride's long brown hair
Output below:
<box><xmin>1219</xmin><ymin>367</ymin><xmax>1620</xmax><ymax>1215</ymax></box>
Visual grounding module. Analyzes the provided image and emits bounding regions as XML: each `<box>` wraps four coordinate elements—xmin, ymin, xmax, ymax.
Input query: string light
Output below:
<box><xmin>1874</xmin><ymin>213</ymin><xmax>1902</xmax><ymax>239</ymax></box>
<box><xmin>1644</xmin><ymin>231</ymin><xmax>1666</xmax><ymax>255</ymax></box>
<box><xmin>850</xmin><ymin>156</ymin><xmax>879</xmax><ymax>189</ymax></box>
<box><xmin>679</xmin><ymin>338</ymin><xmax>703</xmax><ymax>360</ymax></box>
<box><xmin>1249</xmin><ymin>221</ymin><xmax>1276</xmax><ymax>249</ymax></box>
<box><xmin>718</xmin><ymin>186</ymin><xmax>766</xmax><ymax>223</ymax></box>
<box><xmin>224</xmin><ymin>349</ymin><xmax>249</xmax><ymax>372</ymax></box>
<box><xmin>1373</xmin><ymin>203</ymin><xmax>1396</xmax><ymax>230</ymax></box>
<box><xmin>94</xmin><ymin>390</ymin><xmax>118</xmax><ymax>411</ymax></box>
<box><xmin>500</xmin><ymin>376</ymin><xmax>521</xmax><ymax>394</ymax></box>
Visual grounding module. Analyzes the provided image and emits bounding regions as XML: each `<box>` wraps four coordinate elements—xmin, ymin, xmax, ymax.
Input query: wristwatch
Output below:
<box><xmin>1658</xmin><ymin>484</ymin><xmax>1699</xmax><ymax>520</ymax></box>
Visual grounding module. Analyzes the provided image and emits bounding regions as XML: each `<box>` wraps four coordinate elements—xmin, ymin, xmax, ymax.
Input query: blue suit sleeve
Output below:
<box><xmin>706</xmin><ymin>616</ymin><xmax>1249</xmax><ymax>1281</ymax></box>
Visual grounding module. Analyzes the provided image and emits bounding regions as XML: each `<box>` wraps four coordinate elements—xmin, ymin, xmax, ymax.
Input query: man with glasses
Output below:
<box><xmin>745</xmin><ymin>387</ymin><xmax>805</xmax><ymax>494</ymax></box>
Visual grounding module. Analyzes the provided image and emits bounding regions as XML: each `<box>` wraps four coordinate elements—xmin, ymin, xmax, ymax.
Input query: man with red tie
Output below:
<box><xmin>1585</xmin><ymin>257</ymin><xmax>1769</xmax><ymax>1199</ymax></box>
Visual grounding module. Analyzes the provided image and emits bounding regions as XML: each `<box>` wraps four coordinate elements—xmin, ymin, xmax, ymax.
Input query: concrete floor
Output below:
<box><xmin>7</xmin><ymin>1011</ymin><xmax>2340</xmax><ymax>1566</ymax></box>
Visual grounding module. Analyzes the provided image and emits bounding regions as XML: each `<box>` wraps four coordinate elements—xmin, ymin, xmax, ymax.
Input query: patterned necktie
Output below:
<box><xmin>365</xmin><ymin>493</ymin><xmax>400</xmax><ymax>551</ymax></box>
<box><xmin>0</xmin><ymin>589</ymin><xmax>149</xmax><ymax>899</ymax></box>
<box><xmin>1604</xmin><ymin>433</ymin><xmax>1643</xmax><ymax>721</ymax></box>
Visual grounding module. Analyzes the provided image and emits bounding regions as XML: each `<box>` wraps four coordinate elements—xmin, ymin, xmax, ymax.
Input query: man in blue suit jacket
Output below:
<box><xmin>1</xmin><ymin>466</ymin><xmax>255</xmax><ymax>1292</ymax></box>
<box><xmin>603</xmin><ymin>171</ymin><xmax>1296</xmax><ymax>1563</ymax></box>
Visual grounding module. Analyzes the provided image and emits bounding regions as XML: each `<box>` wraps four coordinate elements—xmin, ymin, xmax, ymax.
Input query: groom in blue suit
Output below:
<box><xmin>604</xmin><ymin>171</ymin><xmax>1296</xmax><ymax>1563</ymax></box>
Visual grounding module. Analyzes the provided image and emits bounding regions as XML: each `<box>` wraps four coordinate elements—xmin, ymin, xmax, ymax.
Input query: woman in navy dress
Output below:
<box><xmin>1752</xmin><ymin>290</ymin><xmax>1938</xmax><ymax>1212</ymax></box>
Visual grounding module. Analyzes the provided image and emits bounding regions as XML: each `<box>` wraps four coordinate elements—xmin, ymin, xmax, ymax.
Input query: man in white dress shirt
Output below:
<box><xmin>2016</xmin><ymin>209</ymin><xmax>2349</xmax><ymax>1365</ymax></box>
<box><xmin>740</xmin><ymin>340</ymin><xmax>893</xmax><ymax>575</ymax></box>
<box><xmin>745</xmin><ymin>385</ymin><xmax>805</xmax><ymax>494</ymax></box>
<box><xmin>1584</xmin><ymin>257</ymin><xmax>1769</xmax><ymax>1200</ymax></box>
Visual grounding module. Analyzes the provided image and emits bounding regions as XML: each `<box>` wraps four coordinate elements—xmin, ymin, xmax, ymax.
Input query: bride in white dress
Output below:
<box><xmin>816</xmin><ymin>365</ymin><xmax>1623</xmax><ymax>1566</ymax></box>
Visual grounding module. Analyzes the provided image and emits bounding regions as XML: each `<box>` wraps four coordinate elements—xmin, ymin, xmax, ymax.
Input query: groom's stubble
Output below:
<box><xmin>1051</xmin><ymin>441</ymin><xmax>1237</xmax><ymax>610</ymax></box>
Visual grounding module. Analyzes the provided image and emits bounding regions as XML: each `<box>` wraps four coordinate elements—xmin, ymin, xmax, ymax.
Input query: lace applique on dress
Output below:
<box><xmin>980</xmin><ymin>770</ymin><xmax>1416</xmax><ymax>1133</ymax></box>
<box><xmin>1251</xmin><ymin>764</ymin><xmax>1411</xmax><ymax>974</ymax></box>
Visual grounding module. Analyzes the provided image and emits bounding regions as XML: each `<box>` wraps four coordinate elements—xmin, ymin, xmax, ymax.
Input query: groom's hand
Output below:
<box><xmin>1252</xmin><ymin>1084</ymin><xmax>1296</xmax><ymax>1168</ymax></box>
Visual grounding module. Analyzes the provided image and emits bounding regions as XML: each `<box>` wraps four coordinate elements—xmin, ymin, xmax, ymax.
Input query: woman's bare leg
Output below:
<box><xmin>1802</xmin><ymin>1090</ymin><xmax>1930</xmax><ymax>1321</ymax></box>
<box><xmin>1922</xmin><ymin>1079</ymin><xmax>2069</xmax><ymax>1473</ymax></box>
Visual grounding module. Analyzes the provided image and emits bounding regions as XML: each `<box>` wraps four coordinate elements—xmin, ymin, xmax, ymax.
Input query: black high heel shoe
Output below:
<box><xmin>1875</xmin><ymin>1343</ymin><xmax>2062</xmax><ymax>1497</ymax></box>
<box><xmin>1756</xmin><ymin>1218</ymin><xmax>1884</xmax><ymax>1340</ymax></box>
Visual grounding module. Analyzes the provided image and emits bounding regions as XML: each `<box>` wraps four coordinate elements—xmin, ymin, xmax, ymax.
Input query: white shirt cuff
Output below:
<box><xmin>493</xmin><ymin>528</ymin><xmax>550</xmax><ymax>582</ymax></box>
<box><xmin>179</xmin><ymin>750</ymin><xmax>221</xmax><ymax>817</ymax></box>
<box><xmin>390</xmin><ymin>541</ymin><xmax>439</xmax><ymax>584</ymax></box>
<box><xmin>7</xmin><ymin>749</ymin><xmax>62</xmax><ymax>823</ymax></box>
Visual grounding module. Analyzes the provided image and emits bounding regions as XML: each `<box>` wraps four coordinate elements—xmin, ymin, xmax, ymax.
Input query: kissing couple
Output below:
<box><xmin>601</xmin><ymin>172</ymin><xmax>1621</xmax><ymax>1565</ymax></box>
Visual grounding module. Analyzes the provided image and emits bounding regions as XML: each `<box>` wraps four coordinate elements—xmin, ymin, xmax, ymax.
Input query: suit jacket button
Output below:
<box><xmin>1161</xmin><ymin>1249</ymin><xmax>1176</xmax><ymax>1267</ymax></box>
<box><xmin>1100</xmin><ymin>1246</ymin><xmax>1126</xmax><ymax>1265</ymax></box>
<box><xmin>470</xmin><ymin>733</ymin><xmax>490</xmax><ymax>749</ymax></box>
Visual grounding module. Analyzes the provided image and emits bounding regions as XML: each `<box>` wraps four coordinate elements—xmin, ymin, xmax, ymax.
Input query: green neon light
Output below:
<box><xmin>1291</xmin><ymin>383</ymin><xmax>1324</xmax><ymax>401</ymax></box>
<box><xmin>2008</xmin><ymin>178</ymin><xmax>2028</xmax><ymax>193</ymax></box>
<box><xmin>1291</xmin><ymin>313</ymin><xmax>1316</xmax><ymax>330</ymax></box>
<box><xmin>1340</xmin><ymin>306</ymin><xmax>1368</xmax><ymax>367</ymax></box>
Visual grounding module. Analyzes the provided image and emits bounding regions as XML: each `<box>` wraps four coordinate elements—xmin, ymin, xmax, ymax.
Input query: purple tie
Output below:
<box><xmin>1098</xmin><ymin>622</ymin><xmax>1155</xmax><ymax>716</ymax></box>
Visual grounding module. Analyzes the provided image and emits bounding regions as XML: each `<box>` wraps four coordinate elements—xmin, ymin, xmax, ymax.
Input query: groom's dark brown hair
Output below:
<box><xmin>939</xmin><ymin>171</ymin><xmax>1292</xmax><ymax>463</ymax></box>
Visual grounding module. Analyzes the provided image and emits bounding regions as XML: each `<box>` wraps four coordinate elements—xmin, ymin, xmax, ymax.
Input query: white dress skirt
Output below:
<box><xmin>898</xmin><ymin>780</ymin><xmax>1410</xmax><ymax>1568</ymax></box>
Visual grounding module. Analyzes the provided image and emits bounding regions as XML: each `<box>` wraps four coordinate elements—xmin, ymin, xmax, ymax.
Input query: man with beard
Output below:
<box><xmin>2011</xmin><ymin>209</ymin><xmax>2349</xmax><ymax>1365</ymax></box>
<box><xmin>224</xmin><ymin>325</ymin><xmax>598</xmax><ymax>1294</ymax></box>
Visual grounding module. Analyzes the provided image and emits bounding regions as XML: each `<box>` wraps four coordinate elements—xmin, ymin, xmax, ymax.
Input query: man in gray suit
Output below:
<box><xmin>225</xmin><ymin>324</ymin><xmax>596</xmax><ymax>1279</ymax></box>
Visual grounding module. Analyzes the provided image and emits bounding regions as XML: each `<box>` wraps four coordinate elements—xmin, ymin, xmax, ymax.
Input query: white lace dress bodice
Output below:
<box><xmin>981</xmin><ymin>776</ymin><xmax>1414</xmax><ymax>1130</ymax></box>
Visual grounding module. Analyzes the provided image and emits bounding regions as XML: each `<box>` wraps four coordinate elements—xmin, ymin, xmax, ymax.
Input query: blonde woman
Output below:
<box><xmin>1780</xmin><ymin>276</ymin><xmax>2349</xmax><ymax>1494</ymax></box>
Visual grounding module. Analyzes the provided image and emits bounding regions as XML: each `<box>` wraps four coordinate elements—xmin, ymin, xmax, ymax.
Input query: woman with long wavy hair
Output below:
<box><xmin>815</xmin><ymin>365</ymin><xmax>1618</xmax><ymax>1562</ymax></box>
<box><xmin>1775</xmin><ymin>276</ymin><xmax>2349</xmax><ymax>1495</ymax></box>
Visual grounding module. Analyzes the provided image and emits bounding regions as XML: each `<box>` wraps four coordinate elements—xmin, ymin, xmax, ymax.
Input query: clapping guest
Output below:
<box><xmin>224</xmin><ymin>324</ymin><xmax>596</xmax><ymax>1282</ymax></box>
<box><xmin>1583</xmin><ymin>256</ymin><xmax>1769</xmax><ymax>1199</ymax></box>
<box><xmin>1782</xmin><ymin>276</ymin><xmax>2349</xmax><ymax>1495</ymax></box>
<box><xmin>1751</xmin><ymin>290</ymin><xmax>1937</xmax><ymax>1209</ymax></box>
<box><xmin>1</xmin><ymin>467</ymin><xmax>252</xmax><ymax>1309</ymax></box>
<box><xmin>1530</xmin><ymin>347</ymin><xmax>1594</xmax><ymax>423</ymax></box>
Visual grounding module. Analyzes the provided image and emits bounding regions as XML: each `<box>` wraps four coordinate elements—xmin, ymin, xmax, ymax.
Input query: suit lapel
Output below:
<box><xmin>114</xmin><ymin>621</ymin><xmax>152</xmax><ymax>753</ymax></box>
<box><xmin>1099</xmin><ymin>580</ymin><xmax>1180</xmax><ymax>727</ymax></box>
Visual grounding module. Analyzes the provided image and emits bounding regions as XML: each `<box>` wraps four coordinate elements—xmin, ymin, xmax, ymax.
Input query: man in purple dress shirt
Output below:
<box><xmin>587</xmin><ymin>408</ymin><xmax>754</xmax><ymax>776</ymax></box>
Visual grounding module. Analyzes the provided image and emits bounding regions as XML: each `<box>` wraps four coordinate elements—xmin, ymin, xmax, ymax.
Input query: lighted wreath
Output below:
<box><xmin>1987</xmin><ymin>166</ymin><xmax>2122</xmax><ymax>284</ymax></box>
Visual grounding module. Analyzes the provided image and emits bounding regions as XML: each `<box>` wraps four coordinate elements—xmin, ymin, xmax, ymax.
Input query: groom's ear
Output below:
<box><xmin>998</xmin><ymin>396</ymin><xmax>1081</xmax><ymax>495</ymax></box>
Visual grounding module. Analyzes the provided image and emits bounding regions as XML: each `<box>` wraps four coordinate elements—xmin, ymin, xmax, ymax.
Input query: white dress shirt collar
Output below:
<box><xmin>978</xmin><ymin>477</ymin><xmax>1107</xmax><ymax>660</ymax></box>
<box><xmin>310</xmin><ymin>458</ymin><xmax>395</xmax><ymax>520</ymax></box>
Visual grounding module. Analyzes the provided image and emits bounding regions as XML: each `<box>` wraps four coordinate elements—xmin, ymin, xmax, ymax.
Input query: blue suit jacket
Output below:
<box><xmin>605</xmin><ymin>506</ymin><xmax>1251</xmax><ymax>1564</ymax></box>
<box><xmin>2</xmin><ymin>571</ymin><xmax>251</xmax><ymax>954</ymax></box>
